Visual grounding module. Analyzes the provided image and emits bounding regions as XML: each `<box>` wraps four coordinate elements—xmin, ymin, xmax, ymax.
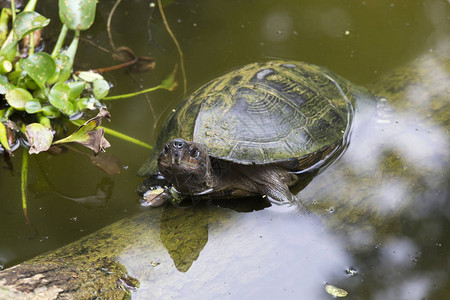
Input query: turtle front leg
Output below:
<box><xmin>261</xmin><ymin>184</ymin><xmax>308</xmax><ymax>213</ymax></box>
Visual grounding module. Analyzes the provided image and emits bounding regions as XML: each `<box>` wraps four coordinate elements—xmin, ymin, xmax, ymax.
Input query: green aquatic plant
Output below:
<box><xmin>0</xmin><ymin>0</ymin><xmax>178</xmax><ymax>223</ymax></box>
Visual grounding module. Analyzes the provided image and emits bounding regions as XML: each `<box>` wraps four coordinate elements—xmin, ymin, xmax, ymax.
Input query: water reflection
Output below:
<box><xmin>160</xmin><ymin>206</ymin><xmax>209</xmax><ymax>272</ymax></box>
<box><xmin>29</xmin><ymin>152</ymin><xmax>114</xmax><ymax>208</ymax></box>
<box><xmin>124</xmin><ymin>49</ymin><xmax>448</xmax><ymax>299</ymax></box>
<box><xmin>125</xmin><ymin>205</ymin><xmax>355</xmax><ymax>299</ymax></box>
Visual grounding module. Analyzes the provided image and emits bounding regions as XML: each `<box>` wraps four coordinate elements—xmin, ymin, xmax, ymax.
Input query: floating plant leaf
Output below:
<box><xmin>0</xmin><ymin>40</ymin><xmax>18</xmax><ymax>61</ymax></box>
<box><xmin>0</xmin><ymin>122</ymin><xmax>11</xmax><ymax>155</ymax></box>
<box><xmin>25</xmin><ymin>123</ymin><xmax>54</xmax><ymax>154</ymax></box>
<box><xmin>24</xmin><ymin>98</ymin><xmax>42</xmax><ymax>114</ymax></box>
<box><xmin>41</xmin><ymin>105</ymin><xmax>61</xmax><ymax>118</ymax></box>
<box><xmin>47</xmin><ymin>53</ymin><xmax>70</xmax><ymax>85</ymax></box>
<box><xmin>0</xmin><ymin>74</ymin><xmax>12</xmax><ymax>94</ymax></box>
<box><xmin>48</xmin><ymin>82</ymin><xmax>75</xmax><ymax>115</ymax></box>
<box><xmin>53</xmin><ymin>107</ymin><xmax>111</xmax><ymax>154</ymax></box>
<box><xmin>325</xmin><ymin>284</ymin><xmax>348</xmax><ymax>298</ymax></box>
<box><xmin>13</xmin><ymin>11</ymin><xmax>50</xmax><ymax>41</ymax></box>
<box><xmin>5</xmin><ymin>87</ymin><xmax>33</xmax><ymax>110</ymax></box>
<box><xmin>78</xmin><ymin>71</ymin><xmax>103</xmax><ymax>82</ymax></box>
<box><xmin>59</xmin><ymin>0</ymin><xmax>97</xmax><ymax>31</ymax></box>
<box><xmin>93</xmin><ymin>79</ymin><xmax>109</xmax><ymax>99</ymax></box>
<box><xmin>21</xmin><ymin>52</ymin><xmax>56</xmax><ymax>89</ymax></box>
<box><xmin>67</xmin><ymin>81</ymin><xmax>85</xmax><ymax>100</ymax></box>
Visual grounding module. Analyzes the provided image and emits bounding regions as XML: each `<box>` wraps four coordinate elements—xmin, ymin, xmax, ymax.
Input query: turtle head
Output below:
<box><xmin>157</xmin><ymin>138</ymin><xmax>213</xmax><ymax>194</ymax></box>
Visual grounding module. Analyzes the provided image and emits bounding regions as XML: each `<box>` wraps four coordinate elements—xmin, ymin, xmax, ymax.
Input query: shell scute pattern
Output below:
<box><xmin>138</xmin><ymin>60</ymin><xmax>363</xmax><ymax>177</ymax></box>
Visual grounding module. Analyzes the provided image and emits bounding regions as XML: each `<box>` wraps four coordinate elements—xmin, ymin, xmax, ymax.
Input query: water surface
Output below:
<box><xmin>0</xmin><ymin>0</ymin><xmax>448</xmax><ymax>299</ymax></box>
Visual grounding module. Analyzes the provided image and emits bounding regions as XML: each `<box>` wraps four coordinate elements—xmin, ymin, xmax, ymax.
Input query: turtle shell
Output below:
<box><xmin>138</xmin><ymin>60</ymin><xmax>370</xmax><ymax>177</ymax></box>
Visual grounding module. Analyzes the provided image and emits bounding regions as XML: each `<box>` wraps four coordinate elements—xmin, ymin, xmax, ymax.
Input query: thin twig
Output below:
<box><xmin>107</xmin><ymin>0</ymin><xmax>123</xmax><ymax>51</ymax></box>
<box><xmin>80</xmin><ymin>37</ymin><xmax>113</xmax><ymax>55</ymax></box>
<box><xmin>157</xmin><ymin>0</ymin><xmax>187</xmax><ymax>96</ymax></box>
<box><xmin>75</xmin><ymin>58</ymin><xmax>138</xmax><ymax>75</ymax></box>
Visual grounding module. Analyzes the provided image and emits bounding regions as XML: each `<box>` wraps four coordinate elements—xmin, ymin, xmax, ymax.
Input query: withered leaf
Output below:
<box><xmin>25</xmin><ymin>123</ymin><xmax>54</xmax><ymax>154</ymax></box>
<box><xmin>53</xmin><ymin>107</ymin><xmax>111</xmax><ymax>154</ymax></box>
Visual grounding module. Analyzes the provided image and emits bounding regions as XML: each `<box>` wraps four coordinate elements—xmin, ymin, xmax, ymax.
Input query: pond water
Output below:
<box><xmin>0</xmin><ymin>0</ymin><xmax>449</xmax><ymax>299</ymax></box>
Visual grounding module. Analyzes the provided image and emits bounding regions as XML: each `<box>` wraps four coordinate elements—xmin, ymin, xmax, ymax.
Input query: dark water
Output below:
<box><xmin>0</xmin><ymin>0</ymin><xmax>449</xmax><ymax>299</ymax></box>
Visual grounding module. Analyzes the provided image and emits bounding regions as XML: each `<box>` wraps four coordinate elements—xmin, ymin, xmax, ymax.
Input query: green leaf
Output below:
<box><xmin>41</xmin><ymin>105</ymin><xmax>61</xmax><ymax>118</ymax></box>
<box><xmin>0</xmin><ymin>122</ymin><xmax>11</xmax><ymax>154</ymax></box>
<box><xmin>0</xmin><ymin>73</ymin><xmax>12</xmax><ymax>94</ymax></box>
<box><xmin>5</xmin><ymin>87</ymin><xmax>33</xmax><ymax>110</ymax></box>
<box><xmin>160</xmin><ymin>64</ymin><xmax>178</xmax><ymax>91</ymax></box>
<box><xmin>33</xmin><ymin>87</ymin><xmax>49</xmax><ymax>101</ymax></box>
<box><xmin>21</xmin><ymin>52</ymin><xmax>56</xmax><ymax>89</ymax></box>
<box><xmin>0</xmin><ymin>40</ymin><xmax>18</xmax><ymax>61</ymax></box>
<box><xmin>0</xmin><ymin>8</ymin><xmax>12</xmax><ymax>46</ymax></box>
<box><xmin>48</xmin><ymin>82</ymin><xmax>75</xmax><ymax>115</ymax></box>
<box><xmin>93</xmin><ymin>79</ymin><xmax>109</xmax><ymax>99</ymax></box>
<box><xmin>25</xmin><ymin>123</ymin><xmax>54</xmax><ymax>154</ymax></box>
<box><xmin>53</xmin><ymin>107</ymin><xmax>111</xmax><ymax>154</ymax></box>
<box><xmin>59</xmin><ymin>0</ymin><xmax>97</xmax><ymax>31</ymax></box>
<box><xmin>25</xmin><ymin>99</ymin><xmax>42</xmax><ymax>114</ymax></box>
<box><xmin>47</xmin><ymin>53</ymin><xmax>70</xmax><ymax>84</ymax></box>
<box><xmin>67</xmin><ymin>81</ymin><xmax>85</xmax><ymax>100</ymax></box>
<box><xmin>13</xmin><ymin>11</ymin><xmax>50</xmax><ymax>41</ymax></box>
<box><xmin>77</xmin><ymin>71</ymin><xmax>103</xmax><ymax>82</ymax></box>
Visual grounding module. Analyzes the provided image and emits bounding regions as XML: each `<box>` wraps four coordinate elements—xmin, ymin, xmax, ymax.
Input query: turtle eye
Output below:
<box><xmin>189</xmin><ymin>147</ymin><xmax>200</xmax><ymax>158</ymax></box>
<box><xmin>162</xmin><ymin>144</ymin><xmax>170</xmax><ymax>155</ymax></box>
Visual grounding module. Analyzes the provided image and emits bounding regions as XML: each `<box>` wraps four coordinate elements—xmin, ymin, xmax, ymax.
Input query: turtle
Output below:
<box><xmin>137</xmin><ymin>60</ymin><xmax>371</xmax><ymax>207</ymax></box>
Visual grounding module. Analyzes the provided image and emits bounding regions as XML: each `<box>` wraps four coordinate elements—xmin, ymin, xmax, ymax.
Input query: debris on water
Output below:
<box><xmin>325</xmin><ymin>284</ymin><xmax>348</xmax><ymax>297</ymax></box>
<box><xmin>142</xmin><ymin>188</ymin><xmax>165</xmax><ymax>206</ymax></box>
<box><xmin>150</xmin><ymin>261</ymin><xmax>160</xmax><ymax>267</ymax></box>
<box><xmin>325</xmin><ymin>207</ymin><xmax>336</xmax><ymax>213</ymax></box>
<box><xmin>345</xmin><ymin>267</ymin><xmax>358</xmax><ymax>276</ymax></box>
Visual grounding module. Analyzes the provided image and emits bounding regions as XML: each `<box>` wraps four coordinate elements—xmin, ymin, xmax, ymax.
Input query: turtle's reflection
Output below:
<box><xmin>159</xmin><ymin>205</ymin><xmax>209</xmax><ymax>272</ymax></box>
<box><xmin>158</xmin><ymin>169</ymin><xmax>322</xmax><ymax>273</ymax></box>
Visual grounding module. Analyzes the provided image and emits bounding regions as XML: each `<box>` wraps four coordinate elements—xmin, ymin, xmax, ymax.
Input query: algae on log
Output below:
<box><xmin>0</xmin><ymin>48</ymin><xmax>448</xmax><ymax>299</ymax></box>
<box><xmin>0</xmin><ymin>207</ymin><xmax>224</xmax><ymax>299</ymax></box>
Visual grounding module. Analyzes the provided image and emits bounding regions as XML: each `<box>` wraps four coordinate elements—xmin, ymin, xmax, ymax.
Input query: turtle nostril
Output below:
<box><xmin>171</xmin><ymin>139</ymin><xmax>185</xmax><ymax>149</ymax></box>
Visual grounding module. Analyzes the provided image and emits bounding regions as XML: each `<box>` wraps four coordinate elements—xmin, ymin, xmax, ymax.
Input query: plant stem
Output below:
<box><xmin>157</xmin><ymin>0</ymin><xmax>186</xmax><ymax>96</ymax></box>
<box><xmin>70</xmin><ymin>119</ymin><xmax>152</xmax><ymax>150</ymax></box>
<box><xmin>51</xmin><ymin>24</ymin><xmax>68</xmax><ymax>57</ymax></box>
<box><xmin>10</xmin><ymin>0</ymin><xmax>16</xmax><ymax>22</ymax></box>
<box><xmin>66</xmin><ymin>30</ymin><xmax>80</xmax><ymax>61</ymax></box>
<box><xmin>103</xmin><ymin>84</ymin><xmax>164</xmax><ymax>100</ymax></box>
<box><xmin>107</xmin><ymin>0</ymin><xmax>122</xmax><ymax>51</ymax></box>
<box><xmin>28</xmin><ymin>31</ymin><xmax>35</xmax><ymax>55</ymax></box>
<box><xmin>21</xmin><ymin>147</ymin><xmax>31</xmax><ymax>224</ymax></box>
<box><xmin>23</xmin><ymin>0</ymin><xmax>39</xmax><ymax>12</ymax></box>
<box><xmin>1</xmin><ymin>0</ymin><xmax>39</xmax><ymax>50</ymax></box>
